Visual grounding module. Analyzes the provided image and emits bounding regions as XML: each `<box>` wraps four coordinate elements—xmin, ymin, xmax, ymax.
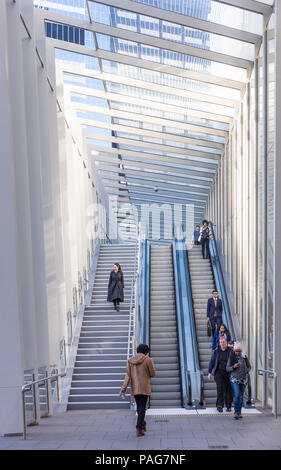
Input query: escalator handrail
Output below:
<box><xmin>139</xmin><ymin>238</ymin><xmax>150</xmax><ymax>345</ymax></box>
<box><xmin>184</xmin><ymin>245</ymin><xmax>201</xmax><ymax>372</ymax></box>
<box><xmin>208</xmin><ymin>222</ymin><xmax>235</xmax><ymax>341</ymax></box>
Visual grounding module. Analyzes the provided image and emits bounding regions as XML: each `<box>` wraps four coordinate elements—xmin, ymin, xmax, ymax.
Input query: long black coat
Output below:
<box><xmin>107</xmin><ymin>270</ymin><xmax>124</xmax><ymax>302</ymax></box>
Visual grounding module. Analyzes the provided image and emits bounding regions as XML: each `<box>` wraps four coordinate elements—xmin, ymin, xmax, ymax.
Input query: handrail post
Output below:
<box><xmin>22</xmin><ymin>389</ymin><xmax>27</xmax><ymax>440</ymax></box>
<box><xmin>258</xmin><ymin>369</ymin><xmax>277</xmax><ymax>418</ymax></box>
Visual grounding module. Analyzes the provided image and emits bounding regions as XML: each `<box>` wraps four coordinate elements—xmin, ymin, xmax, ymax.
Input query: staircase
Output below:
<box><xmin>187</xmin><ymin>245</ymin><xmax>217</xmax><ymax>407</ymax></box>
<box><xmin>149</xmin><ymin>244</ymin><xmax>182</xmax><ymax>408</ymax></box>
<box><xmin>67</xmin><ymin>244</ymin><xmax>136</xmax><ymax>410</ymax></box>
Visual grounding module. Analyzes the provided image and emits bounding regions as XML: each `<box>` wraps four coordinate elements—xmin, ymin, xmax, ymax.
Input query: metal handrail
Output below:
<box><xmin>22</xmin><ymin>371</ymin><xmax>66</xmax><ymax>440</ymax></box>
<box><xmin>200</xmin><ymin>371</ymin><xmax>204</xmax><ymax>407</ymax></box>
<box><xmin>258</xmin><ymin>368</ymin><xmax>277</xmax><ymax>418</ymax></box>
<box><xmin>208</xmin><ymin>221</ymin><xmax>235</xmax><ymax>341</ymax></box>
<box><xmin>185</xmin><ymin>369</ymin><xmax>192</xmax><ymax>407</ymax></box>
<box><xmin>127</xmin><ymin>237</ymin><xmax>138</xmax><ymax>361</ymax></box>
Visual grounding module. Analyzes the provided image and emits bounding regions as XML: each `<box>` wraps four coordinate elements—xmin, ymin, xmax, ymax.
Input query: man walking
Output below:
<box><xmin>207</xmin><ymin>289</ymin><xmax>223</xmax><ymax>335</ymax></box>
<box><xmin>120</xmin><ymin>344</ymin><xmax>156</xmax><ymax>436</ymax></box>
<box><xmin>208</xmin><ymin>336</ymin><xmax>232</xmax><ymax>413</ymax></box>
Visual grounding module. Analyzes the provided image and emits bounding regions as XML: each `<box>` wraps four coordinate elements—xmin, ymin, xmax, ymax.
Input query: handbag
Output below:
<box><xmin>207</xmin><ymin>319</ymin><xmax>212</xmax><ymax>337</ymax></box>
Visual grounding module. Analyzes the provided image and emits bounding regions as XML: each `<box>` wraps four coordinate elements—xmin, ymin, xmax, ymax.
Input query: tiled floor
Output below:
<box><xmin>0</xmin><ymin>407</ymin><xmax>280</xmax><ymax>450</ymax></box>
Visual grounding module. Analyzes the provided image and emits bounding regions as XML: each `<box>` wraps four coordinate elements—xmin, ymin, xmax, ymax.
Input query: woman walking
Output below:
<box><xmin>226</xmin><ymin>342</ymin><xmax>251</xmax><ymax>420</ymax></box>
<box><xmin>107</xmin><ymin>263</ymin><xmax>124</xmax><ymax>311</ymax></box>
<box><xmin>200</xmin><ymin>220</ymin><xmax>211</xmax><ymax>259</ymax></box>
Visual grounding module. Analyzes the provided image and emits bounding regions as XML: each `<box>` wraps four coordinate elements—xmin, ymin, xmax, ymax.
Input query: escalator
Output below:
<box><xmin>149</xmin><ymin>244</ymin><xmax>181</xmax><ymax>407</ymax></box>
<box><xmin>187</xmin><ymin>222</ymin><xmax>236</xmax><ymax>407</ymax></box>
<box><xmin>139</xmin><ymin>235</ymin><xmax>201</xmax><ymax>409</ymax></box>
<box><xmin>187</xmin><ymin>245</ymin><xmax>217</xmax><ymax>406</ymax></box>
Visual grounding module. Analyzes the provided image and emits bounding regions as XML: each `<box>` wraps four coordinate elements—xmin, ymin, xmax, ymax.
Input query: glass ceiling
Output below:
<box><xmin>34</xmin><ymin>0</ymin><xmax>274</xmax><ymax>216</ymax></box>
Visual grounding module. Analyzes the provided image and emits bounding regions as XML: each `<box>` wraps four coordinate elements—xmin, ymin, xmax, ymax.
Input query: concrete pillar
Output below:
<box><xmin>0</xmin><ymin>1</ymin><xmax>25</xmax><ymax>435</ymax></box>
<box><xmin>274</xmin><ymin>0</ymin><xmax>281</xmax><ymax>415</ymax></box>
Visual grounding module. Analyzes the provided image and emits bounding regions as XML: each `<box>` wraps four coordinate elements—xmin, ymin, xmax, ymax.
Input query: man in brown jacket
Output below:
<box><xmin>120</xmin><ymin>344</ymin><xmax>156</xmax><ymax>437</ymax></box>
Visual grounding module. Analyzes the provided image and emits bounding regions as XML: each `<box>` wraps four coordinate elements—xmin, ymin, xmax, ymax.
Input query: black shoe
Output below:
<box><xmin>238</xmin><ymin>412</ymin><xmax>243</xmax><ymax>419</ymax></box>
<box><xmin>234</xmin><ymin>413</ymin><xmax>239</xmax><ymax>420</ymax></box>
<box><xmin>226</xmin><ymin>407</ymin><xmax>232</xmax><ymax>412</ymax></box>
<box><xmin>217</xmin><ymin>407</ymin><xmax>223</xmax><ymax>413</ymax></box>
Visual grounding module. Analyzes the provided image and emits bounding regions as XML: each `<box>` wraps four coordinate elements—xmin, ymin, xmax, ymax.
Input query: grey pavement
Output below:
<box><xmin>0</xmin><ymin>408</ymin><xmax>281</xmax><ymax>450</ymax></box>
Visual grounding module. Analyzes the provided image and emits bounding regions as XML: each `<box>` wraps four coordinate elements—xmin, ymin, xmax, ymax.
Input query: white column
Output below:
<box><xmin>0</xmin><ymin>1</ymin><xmax>25</xmax><ymax>435</ymax></box>
<box><xmin>274</xmin><ymin>0</ymin><xmax>281</xmax><ymax>415</ymax></box>
<box><xmin>20</xmin><ymin>0</ymin><xmax>50</xmax><ymax>372</ymax></box>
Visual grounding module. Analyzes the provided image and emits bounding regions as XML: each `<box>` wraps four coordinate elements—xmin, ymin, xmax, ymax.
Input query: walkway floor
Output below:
<box><xmin>0</xmin><ymin>407</ymin><xmax>280</xmax><ymax>450</ymax></box>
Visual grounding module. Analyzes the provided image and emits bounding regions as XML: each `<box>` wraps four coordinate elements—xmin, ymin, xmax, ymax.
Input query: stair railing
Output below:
<box><xmin>22</xmin><ymin>370</ymin><xmax>66</xmax><ymax>440</ymax></box>
<box><xmin>127</xmin><ymin>224</ymin><xmax>141</xmax><ymax>361</ymax></box>
<box><xmin>126</xmin><ymin>223</ymin><xmax>142</xmax><ymax>409</ymax></box>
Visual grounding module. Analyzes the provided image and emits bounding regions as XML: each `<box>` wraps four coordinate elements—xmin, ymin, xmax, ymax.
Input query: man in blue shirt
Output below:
<box><xmin>193</xmin><ymin>225</ymin><xmax>201</xmax><ymax>245</ymax></box>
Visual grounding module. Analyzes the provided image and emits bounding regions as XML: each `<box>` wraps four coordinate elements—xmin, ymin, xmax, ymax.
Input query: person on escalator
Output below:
<box><xmin>119</xmin><ymin>344</ymin><xmax>156</xmax><ymax>437</ymax></box>
<box><xmin>212</xmin><ymin>324</ymin><xmax>231</xmax><ymax>350</ymax></box>
<box><xmin>207</xmin><ymin>289</ymin><xmax>223</xmax><ymax>335</ymax></box>
<box><xmin>208</xmin><ymin>336</ymin><xmax>232</xmax><ymax>413</ymax></box>
<box><xmin>200</xmin><ymin>220</ymin><xmax>211</xmax><ymax>259</ymax></box>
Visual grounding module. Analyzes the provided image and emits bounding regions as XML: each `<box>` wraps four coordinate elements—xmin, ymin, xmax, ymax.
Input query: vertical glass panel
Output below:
<box><xmin>67</xmin><ymin>310</ymin><xmax>73</xmax><ymax>345</ymax></box>
<box><xmin>266</xmin><ymin>12</ymin><xmax>275</xmax><ymax>407</ymax></box>
<box><xmin>60</xmin><ymin>339</ymin><xmax>66</xmax><ymax>374</ymax></box>
<box><xmin>24</xmin><ymin>370</ymin><xmax>36</xmax><ymax>426</ymax></box>
<box><xmin>256</xmin><ymin>41</ymin><xmax>264</xmax><ymax>406</ymax></box>
<box><xmin>38</xmin><ymin>367</ymin><xmax>48</xmax><ymax>417</ymax></box>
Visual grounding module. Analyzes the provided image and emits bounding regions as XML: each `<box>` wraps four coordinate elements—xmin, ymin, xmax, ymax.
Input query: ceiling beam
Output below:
<box><xmin>101</xmin><ymin>175</ymin><xmax>210</xmax><ymax>197</ymax></box>
<box><xmin>107</xmin><ymin>188</ymin><xmax>206</xmax><ymax>206</ymax></box>
<box><xmin>42</xmin><ymin>10</ymin><xmax>253</xmax><ymax>70</ymax></box>
<box><xmin>97</xmin><ymin>164</ymin><xmax>213</xmax><ymax>186</ymax></box>
<box><xmin>65</xmin><ymin>83</ymin><xmax>234</xmax><ymax>124</ymax></box>
<box><xmin>86</xmin><ymin>134</ymin><xmax>221</xmax><ymax>162</ymax></box>
<box><xmin>60</xmin><ymin>63</ymin><xmax>238</xmax><ymax>109</ymax></box>
<box><xmin>80</xmin><ymin>119</ymin><xmax>224</xmax><ymax>151</ymax></box>
<box><xmin>91</xmin><ymin>0</ymin><xmax>261</xmax><ymax>45</ymax></box>
<box><xmin>94</xmin><ymin>157</ymin><xmax>216</xmax><ymax>178</ymax></box>
<box><xmin>128</xmin><ymin>195</ymin><xmax>205</xmax><ymax>210</ymax></box>
<box><xmin>49</xmin><ymin>38</ymin><xmax>244</xmax><ymax>92</ymax></box>
<box><xmin>75</xmin><ymin>103</ymin><xmax>228</xmax><ymax>137</ymax></box>
<box><xmin>102</xmin><ymin>179</ymin><xmax>209</xmax><ymax>200</ymax></box>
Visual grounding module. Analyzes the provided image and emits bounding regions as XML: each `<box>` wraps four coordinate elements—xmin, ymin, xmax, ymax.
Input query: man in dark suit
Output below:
<box><xmin>207</xmin><ymin>289</ymin><xmax>223</xmax><ymax>335</ymax></box>
<box><xmin>208</xmin><ymin>336</ymin><xmax>232</xmax><ymax>412</ymax></box>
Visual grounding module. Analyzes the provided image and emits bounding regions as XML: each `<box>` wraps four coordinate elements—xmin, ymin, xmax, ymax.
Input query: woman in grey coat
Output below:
<box><xmin>226</xmin><ymin>342</ymin><xmax>251</xmax><ymax>420</ymax></box>
<box><xmin>107</xmin><ymin>263</ymin><xmax>124</xmax><ymax>311</ymax></box>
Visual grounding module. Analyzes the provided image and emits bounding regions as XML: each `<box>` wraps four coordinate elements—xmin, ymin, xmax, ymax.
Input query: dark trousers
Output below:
<box><xmin>214</xmin><ymin>370</ymin><xmax>232</xmax><ymax>409</ymax></box>
<box><xmin>201</xmin><ymin>238</ymin><xmax>210</xmax><ymax>259</ymax></box>
<box><xmin>134</xmin><ymin>394</ymin><xmax>148</xmax><ymax>429</ymax></box>
<box><xmin>210</xmin><ymin>315</ymin><xmax>222</xmax><ymax>335</ymax></box>
<box><xmin>113</xmin><ymin>299</ymin><xmax>120</xmax><ymax>307</ymax></box>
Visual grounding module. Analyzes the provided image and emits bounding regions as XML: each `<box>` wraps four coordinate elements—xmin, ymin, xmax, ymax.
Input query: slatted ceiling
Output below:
<box><xmin>43</xmin><ymin>0</ymin><xmax>268</xmax><ymax>236</ymax></box>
